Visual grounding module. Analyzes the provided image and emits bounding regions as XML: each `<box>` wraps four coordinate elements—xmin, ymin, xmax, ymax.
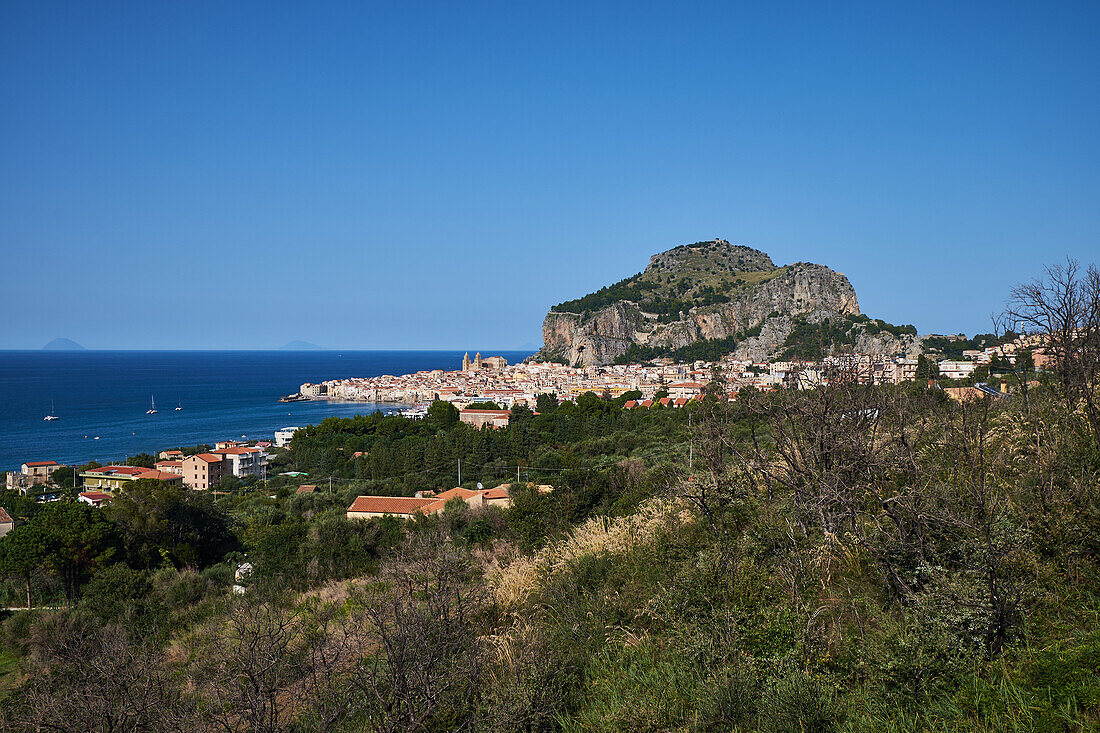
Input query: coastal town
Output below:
<box><xmin>292</xmin><ymin>331</ymin><xmax>1046</xmax><ymax>413</ymax></box>
<box><xmin>1</xmin><ymin>328</ymin><xmax>1049</xmax><ymax>525</ymax></box>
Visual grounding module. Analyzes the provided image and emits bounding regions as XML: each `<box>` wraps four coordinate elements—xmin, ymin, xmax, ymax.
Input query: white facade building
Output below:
<box><xmin>939</xmin><ymin>360</ymin><xmax>978</xmax><ymax>380</ymax></box>
<box><xmin>212</xmin><ymin>447</ymin><xmax>269</xmax><ymax>479</ymax></box>
<box><xmin>275</xmin><ymin>427</ymin><xmax>300</xmax><ymax>448</ymax></box>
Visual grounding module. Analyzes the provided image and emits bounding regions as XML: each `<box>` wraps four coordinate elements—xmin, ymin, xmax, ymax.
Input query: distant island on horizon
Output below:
<box><xmin>279</xmin><ymin>340</ymin><xmax>325</xmax><ymax>351</ymax></box>
<box><xmin>42</xmin><ymin>337</ymin><xmax>85</xmax><ymax>351</ymax></box>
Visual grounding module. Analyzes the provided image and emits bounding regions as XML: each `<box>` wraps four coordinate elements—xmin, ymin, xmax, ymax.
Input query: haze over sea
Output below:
<box><xmin>0</xmin><ymin>350</ymin><xmax>532</xmax><ymax>470</ymax></box>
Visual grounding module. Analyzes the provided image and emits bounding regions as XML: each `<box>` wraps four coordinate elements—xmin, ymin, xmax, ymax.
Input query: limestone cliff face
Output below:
<box><xmin>727</xmin><ymin>310</ymin><xmax>921</xmax><ymax>363</ymax></box>
<box><xmin>539</xmin><ymin>303</ymin><xmax>649</xmax><ymax>367</ymax></box>
<box><xmin>536</xmin><ymin>240</ymin><xmax>862</xmax><ymax>365</ymax></box>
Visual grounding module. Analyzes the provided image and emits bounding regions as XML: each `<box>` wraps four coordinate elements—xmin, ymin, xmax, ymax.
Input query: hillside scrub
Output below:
<box><xmin>2</xmin><ymin>263</ymin><xmax>1100</xmax><ymax>729</ymax></box>
<box><xmin>1</xmin><ymin>375</ymin><xmax>1097</xmax><ymax>730</ymax></box>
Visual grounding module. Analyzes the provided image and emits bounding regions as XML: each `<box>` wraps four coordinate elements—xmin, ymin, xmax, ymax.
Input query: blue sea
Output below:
<box><xmin>0</xmin><ymin>351</ymin><xmax>533</xmax><ymax>471</ymax></box>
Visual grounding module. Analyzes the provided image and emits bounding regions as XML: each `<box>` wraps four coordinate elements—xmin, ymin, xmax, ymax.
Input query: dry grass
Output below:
<box><xmin>487</xmin><ymin>499</ymin><xmax>694</xmax><ymax>610</ymax></box>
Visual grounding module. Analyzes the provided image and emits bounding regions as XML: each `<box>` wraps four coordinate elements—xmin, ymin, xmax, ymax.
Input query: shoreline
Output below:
<box><xmin>2</xmin><ymin>350</ymin><xmax>516</xmax><ymax>471</ymax></box>
<box><xmin>4</xmin><ymin>401</ymin><xmax>414</xmax><ymax>473</ymax></box>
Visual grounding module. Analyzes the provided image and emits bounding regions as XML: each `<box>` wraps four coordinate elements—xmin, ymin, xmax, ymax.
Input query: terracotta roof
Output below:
<box><xmin>416</xmin><ymin>499</ymin><xmax>449</xmax><ymax>515</ymax></box>
<box><xmin>433</xmin><ymin>487</ymin><xmax>479</xmax><ymax>501</ymax></box>
<box><xmin>189</xmin><ymin>453</ymin><xmax>224</xmax><ymax>463</ymax></box>
<box><xmin>481</xmin><ymin>486</ymin><xmax>511</xmax><ymax>499</ymax></box>
<box><xmin>23</xmin><ymin>461</ymin><xmax>58</xmax><ymax>467</ymax></box>
<box><xmin>212</xmin><ymin>447</ymin><xmax>263</xmax><ymax>455</ymax></box>
<box><xmin>0</xmin><ymin>507</ymin><xmax>12</xmax><ymax>524</ymax></box>
<box><xmin>85</xmin><ymin>465</ymin><xmax>145</xmax><ymax>476</ymax></box>
<box><xmin>155</xmin><ymin>460</ymin><xmax>182</xmax><ymax>468</ymax></box>
<box><xmin>135</xmin><ymin>470</ymin><xmax>183</xmax><ymax>481</ymax></box>
<box><xmin>347</xmin><ymin>496</ymin><xmax>437</xmax><ymax>515</ymax></box>
<box><xmin>296</xmin><ymin>485</ymin><xmax>316</xmax><ymax>493</ymax></box>
<box><xmin>79</xmin><ymin>491</ymin><xmax>112</xmax><ymax>502</ymax></box>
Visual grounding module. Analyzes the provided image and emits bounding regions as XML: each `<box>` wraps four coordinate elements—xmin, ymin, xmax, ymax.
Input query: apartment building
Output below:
<box><xmin>182</xmin><ymin>453</ymin><xmax>227</xmax><ymax>490</ymax></box>
<box><xmin>939</xmin><ymin>360</ymin><xmax>978</xmax><ymax>380</ymax></box>
<box><xmin>275</xmin><ymin>427</ymin><xmax>300</xmax><ymax>448</ymax></box>
<box><xmin>211</xmin><ymin>446</ymin><xmax>268</xmax><ymax>479</ymax></box>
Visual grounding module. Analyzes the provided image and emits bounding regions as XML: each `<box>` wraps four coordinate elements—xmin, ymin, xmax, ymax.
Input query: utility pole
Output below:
<box><xmin>517</xmin><ymin>465</ymin><xmax>520</xmax><ymax>484</ymax></box>
<box><xmin>457</xmin><ymin>458</ymin><xmax>461</xmax><ymax>486</ymax></box>
<box><xmin>329</xmin><ymin>475</ymin><xmax>332</xmax><ymax>493</ymax></box>
<box><xmin>688</xmin><ymin>412</ymin><xmax>693</xmax><ymax>471</ymax></box>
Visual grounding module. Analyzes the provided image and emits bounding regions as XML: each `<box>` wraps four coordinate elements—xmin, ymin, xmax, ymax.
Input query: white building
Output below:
<box><xmin>212</xmin><ymin>447</ymin><xmax>269</xmax><ymax>479</ymax></box>
<box><xmin>939</xmin><ymin>360</ymin><xmax>977</xmax><ymax>380</ymax></box>
<box><xmin>274</xmin><ymin>427</ymin><xmax>300</xmax><ymax>448</ymax></box>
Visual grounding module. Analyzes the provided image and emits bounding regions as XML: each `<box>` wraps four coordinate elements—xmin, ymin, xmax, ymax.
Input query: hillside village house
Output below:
<box><xmin>414</xmin><ymin>486</ymin><xmax>489</xmax><ymax>514</ymax></box>
<box><xmin>154</xmin><ymin>460</ymin><xmax>184</xmax><ymax>475</ymax></box>
<box><xmin>479</xmin><ymin>484</ymin><xmax>515</xmax><ymax>508</ymax></box>
<box><xmin>346</xmin><ymin>495</ymin><xmax>439</xmax><ymax>520</ymax></box>
<box><xmin>79</xmin><ymin>466</ymin><xmax>184</xmax><ymax>492</ymax></box>
<box><xmin>459</xmin><ymin>409</ymin><xmax>511</xmax><ymax>429</ymax></box>
<box><xmin>78</xmin><ymin>490</ymin><xmax>112</xmax><ymax>508</ymax></box>
<box><xmin>0</xmin><ymin>508</ymin><xmax>13</xmax><ymax>537</ymax></box>
<box><xmin>182</xmin><ymin>453</ymin><xmax>227</xmax><ymax>490</ymax></box>
<box><xmin>346</xmin><ymin>484</ymin><xmax>519</xmax><ymax>520</ymax></box>
<box><xmin>6</xmin><ymin>460</ymin><xmax>65</xmax><ymax>493</ymax></box>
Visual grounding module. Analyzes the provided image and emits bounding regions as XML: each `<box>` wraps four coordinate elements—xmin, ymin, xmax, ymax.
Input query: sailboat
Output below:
<box><xmin>43</xmin><ymin>400</ymin><xmax>59</xmax><ymax>421</ymax></box>
<box><xmin>146</xmin><ymin>396</ymin><xmax>158</xmax><ymax>415</ymax></box>
<box><xmin>175</xmin><ymin>398</ymin><xmax>182</xmax><ymax>411</ymax></box>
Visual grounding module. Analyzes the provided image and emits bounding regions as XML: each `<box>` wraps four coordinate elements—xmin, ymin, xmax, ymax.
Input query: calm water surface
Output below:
<box><xmin>0</xmin><ymin>350</ymin><xmax>532</xmax><ymax>470</ymax></box>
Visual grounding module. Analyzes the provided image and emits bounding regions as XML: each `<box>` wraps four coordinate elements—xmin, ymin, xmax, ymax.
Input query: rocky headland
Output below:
<box><xmin>535</xmin><ymin>239</ymin><xmax>919</xmax><ymax>365</ymax></box>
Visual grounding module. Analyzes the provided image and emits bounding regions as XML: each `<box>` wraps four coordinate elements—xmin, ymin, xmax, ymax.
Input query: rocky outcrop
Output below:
<box><xmin>536</xmin><ymin>243</ymin><xmax>862</xmax><ymax>365</ymax></box>
<box><xmin>727</xmin><ymin>310</ymin><xmax>922</xmax><ymax>363</ymax></box>
<box><xmin>539</xmin><ymin>302</ymin><xmax>650</xmax><ymax>366</ymax></box>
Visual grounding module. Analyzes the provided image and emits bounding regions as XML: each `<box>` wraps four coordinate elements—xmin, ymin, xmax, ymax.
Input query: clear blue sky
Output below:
<box><xmin>2</xmin><ymin>1</ymin><xmax>1097</xmax><ymax>349</ymax></box>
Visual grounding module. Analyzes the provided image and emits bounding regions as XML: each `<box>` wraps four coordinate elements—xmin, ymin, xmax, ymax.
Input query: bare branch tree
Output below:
<box><xmin>1007</xmin><ymin>259</ymin><xmax>1100</xmax><ymax>442</ymax></box>
<box><xmin>6</xmin><ymin>621</ymin><xmax>196</xmax><ymax>732</ymax></box>
<box><xmin>347</xmin><ymin>529</ymin><xmax>486</xmax><ymax>733</ymax></box>
<box><xmin>194</xmin><ymin>595</ymin><xmax>304</xmax><ymax>733</ymax></box>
